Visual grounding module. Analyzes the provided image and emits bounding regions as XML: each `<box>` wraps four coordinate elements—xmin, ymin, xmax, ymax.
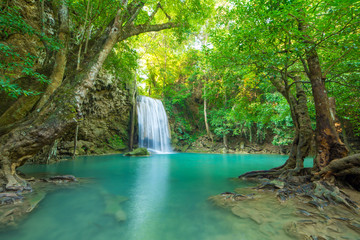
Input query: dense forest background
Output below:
<box><xmin>134</xmin><ymin>0</ymin><xmax>360</xmax><ymax>155</ymax></box>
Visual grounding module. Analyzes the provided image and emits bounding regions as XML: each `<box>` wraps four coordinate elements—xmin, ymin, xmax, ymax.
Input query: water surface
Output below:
<box><xmin>2</xmin><ymin>153</ymin><xmax>311</xmax><ymax>240</ymax></box>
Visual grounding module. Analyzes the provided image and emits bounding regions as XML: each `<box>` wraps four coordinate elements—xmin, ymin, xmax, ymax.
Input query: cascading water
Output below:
<box><xmin>137</xmin><ymin>96</ymin><xmax>172</xmax><ymax>153</ymax></box>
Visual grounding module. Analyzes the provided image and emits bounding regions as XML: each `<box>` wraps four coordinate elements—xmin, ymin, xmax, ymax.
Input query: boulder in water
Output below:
<box><xmin>124</xmin><ymin>148</ymin><xmax>150</xmax><ymax>156</ymax></box>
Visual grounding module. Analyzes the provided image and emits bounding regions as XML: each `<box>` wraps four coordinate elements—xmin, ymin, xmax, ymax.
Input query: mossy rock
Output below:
<box><xmin>124</xmin><ymin>148</ymin><xmax>150</xmax><ymax>156</ymax></box>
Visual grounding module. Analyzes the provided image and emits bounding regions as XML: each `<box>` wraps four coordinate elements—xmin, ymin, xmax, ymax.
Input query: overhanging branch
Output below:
<box><xmin>121</xmin><ymin>22</ymin><xmax>179</xmax><ymax>40</ymax></box>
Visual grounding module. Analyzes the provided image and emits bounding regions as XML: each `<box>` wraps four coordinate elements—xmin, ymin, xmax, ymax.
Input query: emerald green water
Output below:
<box><xmin>2</xmin><ymin>153</ymin><xmax>312</xmax><ymax>240</ymax></box>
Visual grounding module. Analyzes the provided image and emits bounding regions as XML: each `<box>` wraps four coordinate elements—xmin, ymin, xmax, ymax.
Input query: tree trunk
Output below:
<box><xmin>305</xmin><ymin>48</ymin><xmax>348</xmax><ymax>170</ymax></box>
<box><xmin>270</xmin><ymin>76</ymin><xmax>313</xmax><ymax>171</ymax></box>
<box><xmin>297</xmin><ymin>16</ymin><xmax>348</xmax><ymax>171</ymax></box>
<box><xmin>0</xmin><ymin>2</ymin><xmax>69</xmax><ymax>129</ymax></box>
<box><xmin>203</xmin><ymin>82</ymin><xmax>213</xmax><ymax>142</ymax></box>
<box><xmin>240</xmin><ymin>76</ymin><xmax>313</xmax><ymax>179</ymax></box>
<box><xmin>83</xmin><ymin>0</ymin><xmax>92</xmax><ymax>54</ymax></box>
<box><xmin>129</xmin><ymin>81</ymin><xmax>137</xmax><ymax>151</ymax></box>
<box><xmin>223</xmin><ymin>89</ymin><xmax>228</xmax><ymax>150</ymax></box>
<box><xmin>35</xmin><ymin>2</ymin><xmax>69</xmax><ymax>110</ymax></box>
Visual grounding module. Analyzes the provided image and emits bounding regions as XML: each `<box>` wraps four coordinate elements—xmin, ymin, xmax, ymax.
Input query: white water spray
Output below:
<box><xmin>137</xmin><ymin>96</ymin><xmax>172</xmax><ymax>153</ymax></box>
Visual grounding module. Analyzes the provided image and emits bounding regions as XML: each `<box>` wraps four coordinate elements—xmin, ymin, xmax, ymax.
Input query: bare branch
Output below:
<box><xmin>121</xmin><ymin>22</ymin><xmax>179</xmax><ymax>40</ymax></box>
<box><xmin>125</xmin><ymin>1</ymin><xmax>145</xmax><ymax>27</ymax></box>
<box><xmin>298</xmin><ymin>54</ymin><xmax>311</xmax><ymax>79</ymax></box>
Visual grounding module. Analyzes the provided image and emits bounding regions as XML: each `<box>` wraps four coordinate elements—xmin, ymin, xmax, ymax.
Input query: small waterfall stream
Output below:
<box><xmin>137</xmin><ymin>96</ymin><xmax>172</xmax><ymax>153</ymax></box>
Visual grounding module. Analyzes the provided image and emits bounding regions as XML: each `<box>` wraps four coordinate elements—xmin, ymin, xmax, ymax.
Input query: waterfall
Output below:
<box><xmin>137</xmin><ymin>96</ymin><xmax>172</xmax><ymax>153</ymax></box>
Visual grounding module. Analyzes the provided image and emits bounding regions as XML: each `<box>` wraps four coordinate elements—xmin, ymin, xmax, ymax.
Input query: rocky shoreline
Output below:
<box><xmin>209</xmin><ymin>177</ymin><xmax>360</xmax><ymax>239</ymax></box>
<box><xmin>0</xmin><ymin>175</ymin><xmax>79</xmax><ymax>229</ymax></box>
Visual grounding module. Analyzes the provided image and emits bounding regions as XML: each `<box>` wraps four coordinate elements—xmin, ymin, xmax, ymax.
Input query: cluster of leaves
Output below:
<box><xmin>0</xmin><ymin>5</ymin><xmax>60</xmax><ymax>98</ymax></box>
<box><xmin>103</xmin><ymin>41</ymin><xmax>138</xmax><ymax>84</ymax></box>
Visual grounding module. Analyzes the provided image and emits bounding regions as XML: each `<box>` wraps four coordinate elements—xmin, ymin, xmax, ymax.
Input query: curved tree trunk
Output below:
<box><xmin>240</xmin><ymin>76</ymin><xmax>313</xmax><ymax>179</ymax></box>
<box><xmin>35</xmin><ymin>2</ymin><xmax>69</xmax><ymax>110</ymax></box>
<box><xmin>271</xmin><ymin>76</ymin><xmax>313</xmax><ymax>170</ymax></box>
<box><xmin>0</xmin><ymin>2</ymin><xmax>69</xmax><ymax>128</ymax></box>
<box><xmin>0</xmin><ymin>19</ymin><xmax>120</xmax><ymax>190</ymax></box>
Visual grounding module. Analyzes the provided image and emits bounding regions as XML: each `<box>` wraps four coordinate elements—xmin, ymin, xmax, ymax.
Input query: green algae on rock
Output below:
<box><xmin>124</xmin><ymin>148</ymin><xmax>150</xmax><ymax>156</ymax></box>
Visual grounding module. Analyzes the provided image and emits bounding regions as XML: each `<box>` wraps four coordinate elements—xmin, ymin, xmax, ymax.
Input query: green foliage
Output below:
<box><xmin>0</xmin><ymin>5</ymin><xmax>60</xmax><ymax>98</ymax></box>
<box><xmin>103</xmin><ymin>42</ymin><xmax>138</xmax><ymax>84</ymax></box>
<box><xmin>164</xmin><ymin>97</ymin><xmax>198</xmax><ymax>146</ymax></box>
<box><xmin>108</xmin><ymin>135</ymin><xmax>127</xmax><ymax>150</ymax></box>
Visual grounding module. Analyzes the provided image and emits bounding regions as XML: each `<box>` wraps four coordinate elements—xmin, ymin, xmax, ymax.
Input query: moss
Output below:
<box><xmin>124</xmin><ymin>148</ymin><xmax>150</xmax><ymax>156</ymax></box>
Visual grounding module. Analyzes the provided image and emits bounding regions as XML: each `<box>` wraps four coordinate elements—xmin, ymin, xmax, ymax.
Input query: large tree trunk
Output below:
<box><xmin>0</xmin><ymin>17</ymin><xmax>120</xmax><ymax>190</ymax></box>
<box><xmin>297</xmin><ymin>16</ymin><xmax>349</xmax><ymax>171</ymax></box>
<box><xmin>272</xmin><ymin>76</ymin><xmax>313</xmax><ymax>170</ymax></box>
<box><xmin>35</xmin><ymin>2</ymin><xmax>69</xmax><ymax>110</ymax></box>
<box><xmin>305</xmin><ymin>48</ymin><xmax>348</xmax><ymax>170</ymax></box>
<box><xmin>0</xmin><ymin>2</ymin><xmax>69</xmax><ymax>128</ymax></box>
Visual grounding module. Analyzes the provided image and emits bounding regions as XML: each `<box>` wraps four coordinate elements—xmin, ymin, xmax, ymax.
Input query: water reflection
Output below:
<box><xmin>127</xmin><ymin>155</ymin><xmax>170</xmax><ymax>239</ymax></box>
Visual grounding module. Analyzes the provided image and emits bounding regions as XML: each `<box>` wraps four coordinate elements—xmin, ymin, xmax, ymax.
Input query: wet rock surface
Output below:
<box><xmin>124</xmin><ymin>147</ymin><xmax>150</xmax><ymax>156</ymax></box>
<box><xmin>0</xmin><ymin>174</ymin><xmax>80</xmax><ymax>230</ymax></box>
<box><xmin>210</xmin><ymin>179</ymin><xmax>360</xmax><ymax>240</ymax></box>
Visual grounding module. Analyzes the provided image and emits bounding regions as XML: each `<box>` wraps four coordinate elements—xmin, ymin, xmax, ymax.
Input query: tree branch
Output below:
<box><xmin>298</xmin><ymin>54</ymin><xmax>311</xmax><ymax>79</ymax></box>
<box><xmin>121</xmin><ymin>22</ymin><xmax>179</xmax><ymax>40</ymax></box>
<box><xmin>159</xmin><ymin>3</ymin><xmax>172</xmax><ymax>20</ymax></box>
<box><xmin>147</xmin><ymin>3</ymin><xmax>161</xmax><ymax>23</ymax></box>
<box><xmin>125</xmin><ymin>1</ymin><xmax>145</xmax><ymax>27</ymax></box>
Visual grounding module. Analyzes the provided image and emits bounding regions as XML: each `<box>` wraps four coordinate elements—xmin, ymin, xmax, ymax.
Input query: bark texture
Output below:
<box><xmin>306</xmin><ymin>49</ymin><xmax>349</xmax><ymax>170</ymax></box>
<box><xmin>35</xmin><ymin>2</ymin><xmax>69</xmax><ymax>109</ymax></box>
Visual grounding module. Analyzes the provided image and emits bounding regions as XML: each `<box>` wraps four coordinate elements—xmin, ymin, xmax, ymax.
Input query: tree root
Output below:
<box><xmin>317</xmin><ymin>154</ymin><xmax>360</xmax><ymax>190</ymax></box>
<box><xmin>2</xmin><ymin>165</ymin><xmax>31</xmax><ymax>192</ymax></box>
<box><xmin>238</xmin><ymin>169</ymin><xmax>282</xmax><ymax>179</ymax></box>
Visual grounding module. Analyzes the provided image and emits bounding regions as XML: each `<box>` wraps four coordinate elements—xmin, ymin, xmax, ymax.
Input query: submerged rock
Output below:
<box><xmin>102</xmin><ymin>193</ymin><xmax>128</xmax><ymax>222</ymax></box>
<box><xmin>26</xmin><ymin>191</ymin><xmax>46</xmax><ymax>213</ymax></box>
<box><xmin>124</xmin><ymin>148</ymin><xmax>150</xmax><ymax>156</ymax></box>
<box><xmin>0</xmin><ymin>174</ymin><xmax>81</xmax><ymax>230</ymax></box>
<box><xmin>40</xmin><ymin>175</ymin><xmax>78</xmax><ymax>183</ymax></box>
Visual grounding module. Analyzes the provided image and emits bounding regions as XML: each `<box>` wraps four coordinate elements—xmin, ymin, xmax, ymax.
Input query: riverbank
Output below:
<box><xmin>0</xmin><ymin>175</ymin><xmax>79</xmax><ymax>229</ymax></box>
<box><xmin>175</xmin><ymin>135</ymin><xmax>292</xmax><ymax>155</ymax></box>
<box><xmin>210</xmin><ymin>180</ymin><xmax>360</xmax><ymax>239</ymax></box>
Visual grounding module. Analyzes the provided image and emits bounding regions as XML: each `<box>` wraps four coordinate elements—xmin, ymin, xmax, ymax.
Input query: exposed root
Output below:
<box><xmin>318</xmin><ymin>154</ymin><xmax>360</xmax><ymax>190</ymax></box>
<box><xmin>238</xmin><ymin>169</ymin><xmax>282</xmax><ymax>179</ymax></box>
